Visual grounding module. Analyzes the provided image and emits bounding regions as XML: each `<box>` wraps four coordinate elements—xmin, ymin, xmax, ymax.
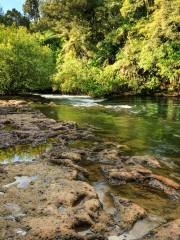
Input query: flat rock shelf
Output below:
<box><xmin>0</xmin><ymin>98</ymin><xmax>179</xmax><ymax>240</ymax></box>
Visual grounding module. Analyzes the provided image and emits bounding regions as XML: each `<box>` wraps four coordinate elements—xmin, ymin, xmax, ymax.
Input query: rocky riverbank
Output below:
<box><xmin>0</xmin><ymin>99</ymin><xmax>179</xmax><ymax>240</ymax></box>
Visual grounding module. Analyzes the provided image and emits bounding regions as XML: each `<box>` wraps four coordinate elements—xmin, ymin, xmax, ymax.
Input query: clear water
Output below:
<box><xmin>35</xmin><ymin>95</ymin><xmax>180</xmax><ymax>222</ymax></box>
<box><xmin>37</xmin><ymin>95</ymin><xmax>180</xmax><ymax>159</ymax></box>
<box><xmin>0</xmin><ymin>95</ymin><xmax>179</xmax><ymax>239</ymax></box>
<box><xmin>0</xmin><ymin>144</ymin><xmax>51</xmax><ymax>164</ymax></box>
<box><xmin>1</xmin><ymin>95</ymin><xmax>179</xmax><ymax>229</ymax></box>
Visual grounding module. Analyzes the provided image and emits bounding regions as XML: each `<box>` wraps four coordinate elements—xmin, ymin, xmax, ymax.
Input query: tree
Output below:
<box><xmin>50</xmin><ymin>0</ymin><xmax>179</xmax><ymax>96</ymax></box>
<box><xmin>23</xmin><ymin>0</ymin><xmax>40</xmax><ymax>21</ymax></box>
<box><xmin>0</xmin><ymin>7</ymin><xmax>4</xmax><ymax>23</ymax></box>
<box><xmin>1</xmin><ymin>0</ymin><xmax>178</xmax><ymax>96</ymax></box>
<box><xmin>0</xmin><ymin>8</ymin><xmax>30</xmax><ymax>28</ymax></box>
<box><xmin>0</xmin><ymin>7</ymin><xmax>3</xmax><ymax>16</ymax></box>
<box><xmin>0</xmin><ymin>25</ymin><xmax>55</xmax><ymax>95</ymax></box>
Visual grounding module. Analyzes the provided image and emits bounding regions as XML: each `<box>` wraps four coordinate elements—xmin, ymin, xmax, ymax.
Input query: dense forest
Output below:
<box><xmin>0</xmin><ymin>0</ymin><xmax>179</xmax><ymax>96</ymax></box>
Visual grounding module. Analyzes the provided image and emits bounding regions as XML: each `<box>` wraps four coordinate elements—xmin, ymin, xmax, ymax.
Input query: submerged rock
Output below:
<box><xmin>150</xmin><ymin>174</ymin><xmax>180</xmax><ymax>190</ymax></box>
<box><xmin>126</xmin><ymin>155</ymin><xmax>161</xmax><ymax>168</ymax></box>
<box><xmin>102</xmin><ymin>165</ymin><xmax>180</xmax><ymax>199</ymax></box>
<box><xmin>0</xmin><ymin>99</ymin><xmax>179</xmax><ymax>240</ymax></box>
<box><xmin>98</xmin><ymin>149</ymin><xmax>121</xmax><ymax>162</ymax></box>
<box><xmin>101</xmin><ymin>165</ymin><xmax>152</xmax><ymax>185</ymax></box>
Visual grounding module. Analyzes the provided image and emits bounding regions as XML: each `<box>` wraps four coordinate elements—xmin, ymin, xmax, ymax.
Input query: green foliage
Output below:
<box><xmin>53</xmin><ymin>52</ymin><xmax>125</xmax><ymax>96</ymax></box>
<box><xmin>0</xmin><ymin>0</ymin><xmax>179</xmax><ymax>96</ymax></box>
<box><xmin>121</xmin><ymin>0</ymin><xmax>148</xmax><ymax>20</ymax></box>
<box><xmin>0</xmin><ymin>25</ymin><xmax>54</xmax><ymax>95</ymax></box>
<box><xmin>0</xmin><ymin>8</ymin><xmax>30</xmax><ymax>28</ymax></box>
<box><xmin>48</xmin><ymin>0</ymin><xmax>179</xmax><ymax>96</ymax></box>
<box><xmin>53</xmin><ymin>52</ymin><xmax>101</xmax><ymax>96</ymax></box>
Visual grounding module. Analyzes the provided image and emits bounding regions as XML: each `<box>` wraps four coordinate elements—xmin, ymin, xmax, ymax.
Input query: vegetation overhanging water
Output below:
<box><xmin>0</xmin><ymin>0</ymin><xmax>179</xmax><ymax>238</ymax></box>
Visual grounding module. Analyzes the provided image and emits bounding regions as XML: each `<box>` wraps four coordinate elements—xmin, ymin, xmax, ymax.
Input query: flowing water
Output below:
<box><xmin>35</xmin><ymin>95</ymin><xmax>180</xmax><ymax>221</ymax></box>
<box><xmin>37</xmin><ymin>95</ymin><xmax>180</xmax><ymax>158</ymax></box>
<box><xmin>1</xmin><ymin>95</ymin><xmax>180</xmax><ymax>238</ymax></box>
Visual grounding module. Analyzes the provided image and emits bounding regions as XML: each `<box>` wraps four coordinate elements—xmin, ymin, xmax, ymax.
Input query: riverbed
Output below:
<box><xmin>36</xmin><ymin>95</ymin><xmax>180</xmax><ymax>158</ymax></box>
<box><xmin>0</xmin><ymin>96</ymin><xmax>180</xmax><ymax>240</ymax></box>
<box><xmin>35</xmin><ymin>95</ymin><xmax>180</xmax><ymax>218</ymax></box>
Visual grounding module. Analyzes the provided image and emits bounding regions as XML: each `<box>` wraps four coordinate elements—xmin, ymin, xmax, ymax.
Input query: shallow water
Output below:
<box><xmin>1</xmin><ymin>95</ymin><xmax>180</xmax><ymax>238</ymax></box>
<box><xmin>37</xmin><ymin>95</ymin><xmax>180</xmax><ymax>158</ymax></box>
<box><xmin>0</xmin><ymin>144</ymin><xmax>51</xmax><ymax>164</ymax></box>
<box><xmin>35</xmin><ymin>95</ymin><xmax>180</xmax><ymax>222</ymax></box>
<box><xmin>108</xmin><ymin>215</ymin><xmax>164</xmax><ymax>240</ymax></box>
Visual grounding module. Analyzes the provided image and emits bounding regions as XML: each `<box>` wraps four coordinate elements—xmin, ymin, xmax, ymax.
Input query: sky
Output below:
<box><xmin>0</xmin><ymin>0</ymin><xmax>24</xmax><ymax>13</ymax></box>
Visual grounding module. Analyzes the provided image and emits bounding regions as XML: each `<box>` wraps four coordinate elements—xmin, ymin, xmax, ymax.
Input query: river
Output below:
<box><xmin>35</xmin><ymin>95</ymin><xmax>180</xmax><ymax>222</ymax></box>
<box><xmin>0</xmin><ymin>95</ymin><xmax>180</xmax><ymax>239</ymax></box>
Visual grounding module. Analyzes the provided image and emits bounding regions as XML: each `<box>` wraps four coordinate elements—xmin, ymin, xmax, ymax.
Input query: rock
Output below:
<box><xmin>101</xmin><ymin>165</ymin><xmax>152</xmax><ymax>185</ymax></box>
<box><xmin>0</xmin><ymin>99</ymin><xmax>112</xmax><ymax>240</ymax></box>
<box><xmin>98</xmin><ymin>149</ymin><xmax>120</xmax><ymax>162</ymax></box>
<box><xmin>49</xmin><ymin>158</ymin><xmax>89</xmax><ymax>178</ymax></box>
<box><xmin>0</xmin><ymin>100</ymin><xmax>26</xmax><ymax>107</ymax></box>
<box><xmin>127</xmin><ymin>155</ymin><xmax>161</xmax><ymax>168</ymax></box>
<box><xmin>83</xmin><ymin>199</ymin><xmax>101</xmax><ymax>213</ymax></box>
<box><xmin>48</xmin><ymin>180</ymin><xmax>98</xmax><ymax>207</ymax></box>
<box><xmin>61</xmin><ymin>152</ymin><xmax>82</xmax><ymax>162</ymax></box>
<box><xmin>151</xmin><ymin>174</ymin><xmax>180</xmax><ymax>189</ymax></box>
<box><xmin>0</xmin><ymin>100</ymin><xmax>93</xmax><ymax>149</ymax></box>
<box><xmin>48</xmin><ymin>101</ymin><xmax>57</xmax><ymax>107</ymax></box>
<box><xmin>87</xmin><ymin>234</ymin><xmax>108</xmax><ymax>240</ymax></box>
<box><xmin>1</xmin><ymin>98</ymin><xmax>179</xmax><ymax>240</ymax></box>
<box><xmin>147</xmin><ymin>179</ymin><xmax>180</xmax><ymax>200</ymax></box>
<box><xmin>112</xmin><ymin>196</ymin><xmax>147</xmax><ymax>231</ymax></box>
<box><xmin>24</xmin><ymin>216</ymin><xmax>83</xmax><ymax>240</ymax></box>
<box><xmin>0</xmin><ymin>159</ymin><xmax>107</xmax><ymax>239</ymax></box>
<box><xmin>141</xmin><ymin>219</ymin><xmax>180</xmax><ymax>240</ymax></box>
<box><xmin>0</xmin><ymin>166</ymin><xmax>6</xmax><ymax>174</ymax></box>
<box><xmin>102</xmin><ymin>165</ymin><xmax>180</xmax><ymax>199</ymax></box>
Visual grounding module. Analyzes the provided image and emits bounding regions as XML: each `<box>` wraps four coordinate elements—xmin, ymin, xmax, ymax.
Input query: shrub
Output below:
<box><xmin>0</xmin><ymin>25</ymin><xmax>55</xmax><ymax>95</ymax></box>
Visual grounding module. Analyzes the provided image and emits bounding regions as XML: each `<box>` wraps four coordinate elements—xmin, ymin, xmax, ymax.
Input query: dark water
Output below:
<box><xmin>35</xmin><ymin>95</ymin><xmax>180</xmax><ymax>221</ymax></box>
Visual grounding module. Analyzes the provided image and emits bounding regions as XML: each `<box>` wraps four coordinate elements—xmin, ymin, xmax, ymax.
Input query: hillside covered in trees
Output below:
<box><xmin>0</xmin><ymin>0</ymin><xmax>179</xmax><ymax>96</ymax></box>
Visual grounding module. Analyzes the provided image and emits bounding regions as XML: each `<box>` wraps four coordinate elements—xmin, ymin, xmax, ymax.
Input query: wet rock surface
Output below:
<box><xmin>141</xmin><ymin>218</ymin><xmax>180</xmax><ymax>240</ymax></box>
<box><xmin>0</xmin><ymin>100</ymin><xmax>93</xmax><ymax>149</ymax></box>
<box><xmin>101</xmin><ymin>165</ymin><xmax>180</xmax><ymax>199</ymax></box>
<box><xmin>111</xmin><ymin>196</ymin><xmax>147</xmax><ymax>232</ymax></box>
<box><xmin>0</xmin><ymin>99</ymin><xmax>180</xmax><ymax>240</ymax></box>
<box><xmin>0</xmin><ymin>100</ymin><xmax>108</xmax><ymax>239</ymax></box>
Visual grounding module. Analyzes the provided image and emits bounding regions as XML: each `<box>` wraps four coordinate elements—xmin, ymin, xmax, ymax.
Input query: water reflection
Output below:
<box><xmin>36</xmin><ymin>96</ymin><xmax>180</xmax><ymax>158</ymax></box>
<box><xmin>0</xmin><ymin>144</ymin><xmax>51</xmax><ymax>164</ymax></box>
<box><xmin>35</xmin><ymin>95</ymin><xmax>180</xmax><ymax>220</ymax></box>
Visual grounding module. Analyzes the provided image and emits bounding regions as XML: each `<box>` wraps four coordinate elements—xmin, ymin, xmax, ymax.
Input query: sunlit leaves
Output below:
<box><xmin>0</xmin><ymin>25</ymin><xmax>54</xmax><ymax>94</ymax></box>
